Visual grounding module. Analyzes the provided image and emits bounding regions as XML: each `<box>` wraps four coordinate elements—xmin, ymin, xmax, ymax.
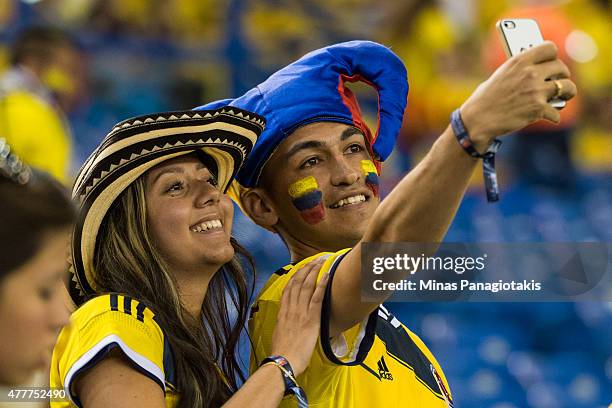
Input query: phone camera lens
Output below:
<box><xmin>503</xmin><ymin>21</ymin><xmax>516</xmax><ymax>29</ymax></box>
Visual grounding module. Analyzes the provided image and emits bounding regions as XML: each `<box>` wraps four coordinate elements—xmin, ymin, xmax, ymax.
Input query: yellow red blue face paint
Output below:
<box><xmin>361</xmin><ymin>160</ymin><xmax>379</xmax><ymax>197</ymax></box>
<box><xmin>288</xmin><ymin>176</ymin><xmax>326</xmax><ymax>224</ymax></box>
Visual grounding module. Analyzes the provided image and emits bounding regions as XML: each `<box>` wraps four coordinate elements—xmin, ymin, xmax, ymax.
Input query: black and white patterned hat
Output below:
<box><xmin>69</xmin><ymin>107</ymin><xmax>265</xmax><ymax>305</ymax></box>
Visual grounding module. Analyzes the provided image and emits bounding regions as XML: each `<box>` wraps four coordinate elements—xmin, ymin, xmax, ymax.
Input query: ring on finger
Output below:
<box><xmin>553</xmin><ymin>79</ymin><xmax>563</xmax><ymax>99</ymax></box>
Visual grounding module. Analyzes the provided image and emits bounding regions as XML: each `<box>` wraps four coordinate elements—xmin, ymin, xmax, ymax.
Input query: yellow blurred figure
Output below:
<box><xmin>1</xmin><ymin>90</ymin><xmax>71</xmax><ymax>184</ymax></box>
<box><xmin>0</xmin><ymin>27</ymin><xmax>77</xmax><ymax>184</ymax></box>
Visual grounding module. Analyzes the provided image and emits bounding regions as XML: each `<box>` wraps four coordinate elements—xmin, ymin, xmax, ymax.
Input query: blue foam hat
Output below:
<box><xmin>196</xmin><ymin>40</ymin><xmax>408</xmax><ymax>188</ymax></box>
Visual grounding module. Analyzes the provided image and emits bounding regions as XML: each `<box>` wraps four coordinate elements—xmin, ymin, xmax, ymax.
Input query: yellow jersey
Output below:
<box><xmin>1</xmin><ymin>90</ymin><xmax>72</xmax><ymax>183</ymax></box>
<box><xmin>50</xmin><ymin>294</ymin><xmax>179</xmax><ymax>407</ymax></box>
<box><xmin>249</xmin><ymin>250</ymin><xmax>454</xmax><ymax>408</ymax></box>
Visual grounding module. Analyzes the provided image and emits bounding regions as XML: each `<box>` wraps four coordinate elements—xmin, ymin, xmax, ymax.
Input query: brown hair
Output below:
<box><xmin>0</xmin><ymin>170</ymin><xmax>74</xmax><ymax>279</ymax></box>
<box><xmin>93</xmin><ymin>177</ymin><xmax>255</xmax><ymax>408</ymax></box>
<box><xmin>9</xmin><ymin>26</ymin><xmax>74</xmax><ymax>66</ymax></box>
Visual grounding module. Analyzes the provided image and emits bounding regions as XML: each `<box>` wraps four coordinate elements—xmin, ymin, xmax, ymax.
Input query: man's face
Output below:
<box><xmin>259</xmin><ymin>122</ymin><xmax>381</xmax><ymax>252</ymax></box>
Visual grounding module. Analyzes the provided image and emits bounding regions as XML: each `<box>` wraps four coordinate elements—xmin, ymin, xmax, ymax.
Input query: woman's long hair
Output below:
<box><xmin>93</xmin><ymin>177</ymin><xmax>254</xmax><ymax>408</ymax></box>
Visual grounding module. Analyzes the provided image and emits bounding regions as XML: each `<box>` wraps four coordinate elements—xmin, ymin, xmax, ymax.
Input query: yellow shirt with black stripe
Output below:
<box><xmin>50</xmin><ymin>294</ymin><xmax>179</xmax><ymax>407</ymax></box>
<box><xmin>249</xmin><ymin>250</ymin><xmax>454</xmax><ymax>407</ymax></box>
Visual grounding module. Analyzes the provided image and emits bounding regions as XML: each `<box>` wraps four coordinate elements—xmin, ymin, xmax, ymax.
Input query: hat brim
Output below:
<box><xmin>70</xmin><ymin>108</ymin><xmax>264</xmax><ymax>305</ymax></box>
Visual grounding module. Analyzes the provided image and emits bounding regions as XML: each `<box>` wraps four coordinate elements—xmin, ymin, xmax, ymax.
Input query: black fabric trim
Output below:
<box><xmin>123</xmin><ymin>295</ymin><xmax>132</xmax><ymax>315</ymax></box>
<box><xmin>109</xmin><ymin>294</ymin><xmax>118</xmax><ymax>312</ymax></box>
<box><xmin>359</xmin><ymin>362</ymin><xmax>381</xmax><ymax>381</ymax></box>
<box><xmin>273</xmin><ymin>264</ymin><xmax>293</xmax><ymax>276</ymax></box>
<box><xmin>320</xmin><ymin>251</ymin><xmax>377</xmax><ymax>366</ymax></box>
<box><xmin>374</xmin><ymin>313</ymin><xmax>443</xmax><ymax>397</ymax></box>
<box><xmin>384</xmin><ymin>352</ymin><xmax>444</xmax><ymax>401</ymax></box>
<box><xmin>162</xmin><ymin>335</ymin><xmax>176</xmax><ymax>388</ymax></box>
<box><xmin>135</xmin><ymin>301</ymin><xmax>146</xmax><ymax>322</ymax></box>
<box><xmin>68</xmin><ymin>342</ymin><xmax>165</xmax><ymax>407</ymax></box>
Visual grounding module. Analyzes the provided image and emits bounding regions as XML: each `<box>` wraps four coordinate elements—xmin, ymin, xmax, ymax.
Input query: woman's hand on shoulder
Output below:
<box><xmin>270</xmin><ymin>258</ymin><xmax>329</xmax><ymax>376</ymax></box>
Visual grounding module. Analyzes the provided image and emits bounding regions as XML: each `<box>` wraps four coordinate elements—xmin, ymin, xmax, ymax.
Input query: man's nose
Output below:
<box><xmin>330</xmin><ymin>157</ymin><xmax>360</xmax><ymax>186</ymax></box>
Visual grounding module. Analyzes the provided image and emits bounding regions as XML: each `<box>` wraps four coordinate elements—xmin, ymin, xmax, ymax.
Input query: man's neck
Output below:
<box><xmin>280</xmin><ymin>231</ymin><xmax>323</xmax><ymax>263</ymax></box>
<box><xmin>289</xmin><ymin>244</ymin><xmax>323</xmax><ymax>264</ymax></box>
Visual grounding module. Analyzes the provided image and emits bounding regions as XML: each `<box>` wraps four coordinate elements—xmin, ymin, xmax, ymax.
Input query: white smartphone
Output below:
<box><xmin>496</xmin><ymin>18</ymin><xmax>566</xmax><ymax>108</ymax></box>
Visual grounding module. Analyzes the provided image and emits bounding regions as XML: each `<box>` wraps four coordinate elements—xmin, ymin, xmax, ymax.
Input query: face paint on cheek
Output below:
<box><xmin>361</xmin><ymin>160</ymin><xmax>380</xmax><ymax>197</ymax></box>
<box><xmin>288</xmin><ymin>176</ymin><xmax>326</xmax><ymax>224</ymax></box>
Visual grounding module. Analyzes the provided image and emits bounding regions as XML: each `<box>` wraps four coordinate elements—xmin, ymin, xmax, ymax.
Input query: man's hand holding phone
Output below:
<box><xmin>458</xmin><ymin>40</ymin><xmax>577</xmax><ymax>153</ymax></box>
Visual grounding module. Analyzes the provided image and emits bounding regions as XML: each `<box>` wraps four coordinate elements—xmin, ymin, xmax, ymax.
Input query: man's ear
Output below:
<box><xmin>241</xmin><ymin>188</ymin><xmax>279</xmax><ymax>230</ymax></box>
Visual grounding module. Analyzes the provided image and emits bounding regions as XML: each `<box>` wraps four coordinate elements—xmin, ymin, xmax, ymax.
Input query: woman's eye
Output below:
<box><xmin>346</xmin><ymin>144</ymin><xmax>364</xmax><ymax>154</ymax></box>
<box><xmin>301</xmin><ymin>157</ymin><xmax>320</xmax><ymax>169</ymax></box>
<box><xmin>207</xmin><ymin>176</ymin><xmax>218</xmax><ymax>187</ymax></box>
<box><xmin>38</xmin><ymin>287</ymin><xmax>52</xmax><ymax>301</ymax></box>
<box><xmin>166</xmin><ymin>181</ymin><xmax>184</xmax><ymax>193</ymax></box>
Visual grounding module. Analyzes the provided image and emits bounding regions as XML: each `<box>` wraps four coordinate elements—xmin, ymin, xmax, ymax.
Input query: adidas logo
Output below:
<box><xmin>377</xmin><ymin>356</ymin><xmax>393</xmax><ymax>381</ymax></box>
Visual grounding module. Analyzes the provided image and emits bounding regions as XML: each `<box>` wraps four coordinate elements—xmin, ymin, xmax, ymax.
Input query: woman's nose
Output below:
<box><xmin>195</xmin><ymin>182</ymin><xmax>221</xmax><ymax>208</ymax></box>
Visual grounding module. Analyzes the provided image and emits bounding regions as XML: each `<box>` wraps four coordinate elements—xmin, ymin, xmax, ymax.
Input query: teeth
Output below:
<box><xmin>191</xmin><ymin>219</ymin><xmax>223</xmax><ymax>232</ymax></box>
<box><xmin>331</xmin><ymin>194</ymin><xmax>366</xmax><ymax>209</ymax></box>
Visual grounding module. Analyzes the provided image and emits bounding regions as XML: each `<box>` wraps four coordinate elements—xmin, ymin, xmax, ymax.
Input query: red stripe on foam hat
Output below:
<box><xmin>337</xmin><ymin>74</ymin><xmax>383</xmax><ymax>176</ymax></box>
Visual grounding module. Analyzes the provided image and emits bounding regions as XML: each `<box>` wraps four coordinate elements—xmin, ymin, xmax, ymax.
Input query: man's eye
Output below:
<box><xmin>346</xmin><ymin>144</ymin><xmax>364</xmax><ymax>154</ymax></box>
<box><xmin>301</xmin><ymin>157</ymin><xmax>320</xmax><ymax>169</ymax></box>
<box><xmin>166</xmin><ymin>181</ymin><xmax>184</xmax><ymax>193</ymax></box>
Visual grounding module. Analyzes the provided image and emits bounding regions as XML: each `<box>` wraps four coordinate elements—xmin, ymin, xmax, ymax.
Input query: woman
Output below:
<box><xmin>50</xmin><ymin>107</ymin><xmax>327</xmax><ymax>408</ymax></box>
<box><xmin>0</xmin><ymin>138</ymin><xmax>72</xmax><ymax>386</ymax></box>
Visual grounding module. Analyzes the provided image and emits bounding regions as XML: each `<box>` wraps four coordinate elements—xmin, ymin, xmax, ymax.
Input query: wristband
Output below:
<box><xmin>260</xmin><ymin>355</ymin><xmax>308</xmax><ymax>407</ymax></box>
<box><xmin>450</xmin><ymin>109</ymin><xmax>502</xmax><ymax>202</ymax></box>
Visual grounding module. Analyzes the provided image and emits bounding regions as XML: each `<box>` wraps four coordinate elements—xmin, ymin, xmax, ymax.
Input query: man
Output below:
<box><xmin>0</xmin><ymin>26</ymin><xmax>79</xmax><ymax>183</ymax></box>
<box><xmin>198</xmin><ymin>40</ymin><xmax>576</xmax><ymax>407</ymax></box>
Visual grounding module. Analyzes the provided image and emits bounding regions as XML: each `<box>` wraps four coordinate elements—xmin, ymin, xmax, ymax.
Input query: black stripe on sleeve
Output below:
<box><xmin>123</xmin><ymin>295</ymin><xmax>132</xmax><ymax>316</ymax></box>
<box><xmin>320</xmin><ymin>250</ymin><xmax>377</xmax><ymax>366</ymax></box>
<box><xmin>273</xmin><ymin>264</ymin><xmax>293</xmax><ymax>276</ymax></box>
<box><xmin>136</xmin><ymin>301</ymin><xmax>147</xmax><ymax>322</ymax></box>
<box><xmin>110</xmin><ymin>294</ymin><xmax>118</xmax><ymax>311</ymax></box>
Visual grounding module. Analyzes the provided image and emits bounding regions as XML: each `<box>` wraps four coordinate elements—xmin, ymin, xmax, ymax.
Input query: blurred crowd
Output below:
<box><xmin>0</xmin><ymin>0</ymin><xmax>610</xmax><ymax>407</ymax></box>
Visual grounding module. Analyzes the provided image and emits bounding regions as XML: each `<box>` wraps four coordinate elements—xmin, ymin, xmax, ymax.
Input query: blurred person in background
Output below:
<box><xmin>199</xmin><ymin>38</ymin><xmax>576</xmax><ymax>407</ymax></box>
<box><xmin>0</xmin><ymin>26</ymin><xmax>80</xmax><ymax>184</ymax></box>
<box><xmin>51</xmin><ymin>108</ymin><xmax>327</xmax><ymax>408</ymax></box>
<box><xmin>0</xmin><ymin>138</ymin><xmax>72</xmax><ymax>387</ymax></box>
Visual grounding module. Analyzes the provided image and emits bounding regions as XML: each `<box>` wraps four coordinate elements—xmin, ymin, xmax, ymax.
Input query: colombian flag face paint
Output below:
<box><xmin>361</xmin><ymin>160</ymin><xmax>379</xmax><ymax>197</ymax></box>
<box><xmin>288</xmin><ymin>176</ymin><xmax>326</xmax><ymax>224</ymax></box>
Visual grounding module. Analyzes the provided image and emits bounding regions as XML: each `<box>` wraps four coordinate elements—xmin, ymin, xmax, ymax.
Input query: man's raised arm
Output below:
<box><xmin>329</xmin><ymin>41</ymin><xmax>577</xmax><ymax>337</ymax></box>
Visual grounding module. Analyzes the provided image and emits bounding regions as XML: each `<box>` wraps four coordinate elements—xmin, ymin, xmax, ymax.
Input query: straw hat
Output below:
<box><xmin>69</xmin><ymin>107</ymin><xmax>265</xmax><ymax>304</ymax></box>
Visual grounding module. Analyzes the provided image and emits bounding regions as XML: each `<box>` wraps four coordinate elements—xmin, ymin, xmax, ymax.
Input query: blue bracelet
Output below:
<box><xmin>260</xmin><ymin>355</ymin><xmax>308</xmax><ymax>407</ymax></box>
<box><xmin>450</xmin><ymin>109</ymin><xmax>502</xmax><ymax>202</ymax></box>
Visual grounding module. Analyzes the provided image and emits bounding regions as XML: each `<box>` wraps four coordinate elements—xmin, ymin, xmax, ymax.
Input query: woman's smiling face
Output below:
<box><xmin>144</xmin><ymin>154</ymin><xmax>235</xmax><ymax>274</ymax></box>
